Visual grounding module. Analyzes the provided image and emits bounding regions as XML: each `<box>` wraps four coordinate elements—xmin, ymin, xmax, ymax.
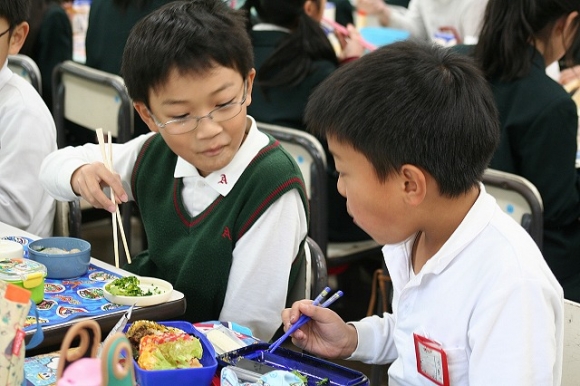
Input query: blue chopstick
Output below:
<box><xmin>268</xmin><ymin>288</ymin><xmax>343</xmax><ymax>353</ymax></box>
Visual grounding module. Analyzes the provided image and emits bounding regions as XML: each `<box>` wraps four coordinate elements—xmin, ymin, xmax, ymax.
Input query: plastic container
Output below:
<box><xmin>0</xmin><ymin>239</ymin><xmax>24</xmax><ymax>259</ymax></box>
<box><xmin>217</xmin><ymin>343</ymin><xmax>370</xmax><ymax>386</ymax></box>
<box><xmin>359</xmin><ymin>27</ymin><xmax>410</xmax><ymax>47</ymax></box>
<box><xmin>0</xmin><ymin>258</ymin><xmax>47</xmax><ymax>304</ymax></box>
<box><xmin>122</xmin><ymin>321</ymin><xmax>218</xmax><ymax>386</ymax></box>
<box><xmin>1</xmin><ymin>236</ymin><xmax>34</xmax><ymax>257</ymax></box>
<box><xmin>28</xmin><ymin>237</ymin><xmax>91</xmax><ymax>279</ymax></box>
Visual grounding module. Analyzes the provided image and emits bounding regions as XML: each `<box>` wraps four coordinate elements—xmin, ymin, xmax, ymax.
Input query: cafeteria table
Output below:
<box><xmin>0</xmin><ymin>221</ymin><xmax>187</xmax><ymax>355</ymax></box>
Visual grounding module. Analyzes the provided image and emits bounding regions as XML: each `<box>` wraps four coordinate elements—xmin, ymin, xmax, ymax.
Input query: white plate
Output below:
<box><xmin>103</xmin><ymin>276</ymin><xmax>173</xmax><ymax>307</ymax></box>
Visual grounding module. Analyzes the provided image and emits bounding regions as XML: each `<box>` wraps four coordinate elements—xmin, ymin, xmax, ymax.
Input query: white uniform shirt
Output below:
<box><xmin>39</xmin><ymin>116</ymin><xmax>308</xmax><ymax>341</ymax></box>
<box><xmin>350</xmin><ymin>186</ymin><xmax>563</xmax><ymax>385</ymax></box>
<box><xmin>0</xmin><ymin>61</ymin><xmax>57</xmax><ymax>237</ymax></box>
<box><xmin>388</xmin><ymin>0</ymin><xmax>488</xmax><ymax>43</ymax></box>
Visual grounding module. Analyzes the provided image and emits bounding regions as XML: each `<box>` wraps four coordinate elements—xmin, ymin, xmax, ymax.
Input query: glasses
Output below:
<box><xmin>149</xmin><ymin>80</ymin><xmax>248</xmax><ymax>135</ymax></box>
<box><xmin>0</xmin><ymin>27</ymin><xmax>11</xmax><ymax>39</ymax></box>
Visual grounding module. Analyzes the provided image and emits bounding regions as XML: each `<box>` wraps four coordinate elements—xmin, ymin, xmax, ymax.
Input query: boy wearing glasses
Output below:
<box><xmin>0</xmin><ymin>0</ymin><xmax>57</xmax><ymax>238</ymax></box>
<box><xmin>40</xmin><ymin>0</ymin><xmax>308</xmax><ymax>341</ymax></box>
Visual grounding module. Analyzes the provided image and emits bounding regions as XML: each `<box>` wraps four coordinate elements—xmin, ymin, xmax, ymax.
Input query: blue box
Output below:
<box><xmin>217</xmin><ymin>343</ymin><xmax>369</xmax><ymax>386</ymax></box>
<box><xmin>123</xmin><ymin>321</ymin><xmax>217</xmax><ymax>386</ymax></box>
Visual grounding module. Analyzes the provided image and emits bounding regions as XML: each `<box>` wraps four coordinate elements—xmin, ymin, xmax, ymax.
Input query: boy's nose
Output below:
<box><xmin>195</xmin><ymin>116</ymin><xmax>223</xmax><ymax>139</ymax></box>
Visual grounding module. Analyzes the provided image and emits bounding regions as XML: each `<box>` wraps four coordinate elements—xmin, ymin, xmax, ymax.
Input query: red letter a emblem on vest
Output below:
<box><xmin>222</xmin><ymin>227</ymin><xmax>232</xmax><ymax>240</ymax></box>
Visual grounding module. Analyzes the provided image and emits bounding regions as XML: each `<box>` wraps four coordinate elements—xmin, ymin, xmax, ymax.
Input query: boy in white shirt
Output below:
<box><xmin>40</xmin><ymin>0</ymin><xmax>308</xmax><ymax>341</ymax></box>
<box><xmin>282</xmin><ymin>40</ymin><xmax>564</xmax><ymax>384</ymax></box>
<box><xmin>0</xmin><ymin>0</ymin><xmax>57</xmax><ymax>237</ymax></box>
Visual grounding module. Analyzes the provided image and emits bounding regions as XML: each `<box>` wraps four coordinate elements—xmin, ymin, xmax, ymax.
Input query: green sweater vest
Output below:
<box><xmin>125</xmin><ymin>134</ymin><xmax>309</xmax><ymax>323</ymax></box>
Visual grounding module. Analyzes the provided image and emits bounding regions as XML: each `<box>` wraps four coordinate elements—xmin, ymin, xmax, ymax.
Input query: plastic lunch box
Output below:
<box><xmin>0</xmin><ymin>257</ymin><xmax>47</xmax><ymax>304</ymax></box>
<box><xmin>217</xmin><ymin>342</ymin><xmax>370</xmax><ymax>386</ymax></box>
<box><xmin>122</xmin><ymin>321</ymin><xmax>218</xmax><ymax>386</ymax></box>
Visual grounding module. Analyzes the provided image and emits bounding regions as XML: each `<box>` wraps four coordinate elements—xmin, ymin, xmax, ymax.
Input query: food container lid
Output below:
<box><xmin>1</xmin><ymin>236</ymin><xmax>34</xmax><ymax>257</ymax></box>
<box><xmin>0</xmin><ymin>239</ymin><xmax>24</xmax><ymax>258</ymax></box>
<box><xmin>0</xmin><ymin>258</ymin><xmax>47</xmax><ymax>288</ymax></box>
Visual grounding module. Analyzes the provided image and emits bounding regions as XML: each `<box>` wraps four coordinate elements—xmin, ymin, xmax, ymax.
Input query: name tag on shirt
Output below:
<box><xmin>413</xmin><ymin>333</ymin><xmax>450</xmax><ymax>386</ymax></box>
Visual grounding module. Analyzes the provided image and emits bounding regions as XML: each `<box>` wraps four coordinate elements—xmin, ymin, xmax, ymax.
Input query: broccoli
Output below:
<box><xmin>105</xmin><ymin>276</ymin><xmax>156</xmax><ymax>296</ymax></box>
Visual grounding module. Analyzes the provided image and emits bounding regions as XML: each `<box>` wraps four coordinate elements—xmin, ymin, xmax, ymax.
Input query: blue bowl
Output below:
<box><xmin>28</xmin><ymin>237</ymin><xmax>91</xmax><ymax>279</ymax></box>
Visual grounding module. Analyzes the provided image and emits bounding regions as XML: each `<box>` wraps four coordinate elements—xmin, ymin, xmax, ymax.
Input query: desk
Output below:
<box><xmin>0</xmin><ymin>221</ymin><xmax>186</xmax><ymax>354</ymax></box>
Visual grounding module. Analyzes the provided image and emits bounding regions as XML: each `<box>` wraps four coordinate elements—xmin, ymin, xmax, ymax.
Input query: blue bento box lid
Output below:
<box><xmin>217</xmin><ymin>342</ymin><xmax>370</xmax><ymax>386</ymax></box>
<box><xmin>123</xmin><ymin>321</ymin><xmax>218</xmax><ymax>386</ymax></box>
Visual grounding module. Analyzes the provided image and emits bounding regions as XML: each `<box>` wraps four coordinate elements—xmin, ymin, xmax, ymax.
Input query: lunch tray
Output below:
<box><xmin>217</xmin><ymin>343</ymin><xmax>369</xmax><ymax>386</ymax></box>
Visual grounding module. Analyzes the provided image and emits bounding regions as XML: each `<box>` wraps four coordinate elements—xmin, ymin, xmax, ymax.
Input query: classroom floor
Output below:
<box><xmin>80</xmin><ymin>214</ymin><xmax>390</xmax><ymax>385</ymax></box>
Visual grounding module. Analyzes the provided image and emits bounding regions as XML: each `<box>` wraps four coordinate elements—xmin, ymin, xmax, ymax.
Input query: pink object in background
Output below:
<box><xmin>57</xmin><ymin>358</ymin><xmax>102</xmax><ymax>386</ymax></box>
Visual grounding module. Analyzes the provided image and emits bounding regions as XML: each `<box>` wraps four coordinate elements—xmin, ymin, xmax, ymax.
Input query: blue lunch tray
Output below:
<box><xmin>217</xmin><ymin>342</ymin><xmax>369</xmax><ymax>386</ymax></box>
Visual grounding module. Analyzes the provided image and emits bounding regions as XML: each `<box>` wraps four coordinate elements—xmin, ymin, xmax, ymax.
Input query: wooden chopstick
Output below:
<box><xmin>95</xmin><ymin>128</ymin><xmax>132</xmax><ymax>267</ymax></box>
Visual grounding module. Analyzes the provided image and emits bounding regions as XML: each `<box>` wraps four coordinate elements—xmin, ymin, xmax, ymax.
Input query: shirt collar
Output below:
<box><xmin>173</xmin><ymin>116</ymin><xmax>269</xmax><ymax>196</ymax></box>
<box><xmin>252</xmin><ymin>23</ymin><xmax>291</xmax><ymax>33</ymax></box>
<box><xmin>384</xmin><ymin>183</ymin><xmax>496</xmax><ymax>278</ymax></box>
<box><xmin>0</xmin><ymin>60</ymin><xmax>11</xmax><ymax>89</ymax></box>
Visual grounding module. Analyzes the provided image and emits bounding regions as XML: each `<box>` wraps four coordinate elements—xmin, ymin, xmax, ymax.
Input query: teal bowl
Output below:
<box><xmin>28</xmin><ymin>237</ymin><xmax>91</xmax><ymax>279</ymax></box>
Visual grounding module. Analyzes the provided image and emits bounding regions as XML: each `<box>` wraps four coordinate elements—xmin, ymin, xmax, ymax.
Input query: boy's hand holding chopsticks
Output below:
<box><xmin>70</xmin><ymin>128</ymin><xmax>132</xmax><ymax>268</ymax></box>
<box><xmin>278</xmin><ymin>288</ymin><xmax>357</xmax><ymax>358</ymax></box>
<box><xmin>72</xmin><ymin>161</ymin><xmax>128</xmax><ymax>213</ymax></box>
<box><xmin>94</xmin><ymin>128</ymin><xmax>132</xmax><ymax>268</ymax></box>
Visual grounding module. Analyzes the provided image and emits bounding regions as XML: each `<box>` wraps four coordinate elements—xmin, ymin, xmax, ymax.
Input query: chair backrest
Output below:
<box><xmin>52</xmin><ymin>60</ymin><xmax>133</xmax><ymax>148</ymax></box>
<box><xmin>482</xmin><ymin>168</ymin><xmax>544</xmax><ymax>250</ymax></box>
<box><xmin>286</xmin><ymin>237</ymin><xmax>328</xmax><ymax>306</ymax></box>
<box><xmin>53</xmin><ymin>200</ymin><xmax>82</xmax><ymax>238</ymax></box>
<box><xmin>52</xmin><ymin>60</ymin><xmax>134</xmax><ymax>262</ymax></box>
<box><xmin>7</xmin><ymin>54</ymin><xmax>42</xmax><ymax>95</ymax></box>
<box><xmin>563</xmin><ymin>299</ymin><xmax>580</xmax><ymax>385</ymax></box>
<box><xmin>256</xmin><ymin>122</ymin><xmax>329</xmax><ymax>255</ymax></box>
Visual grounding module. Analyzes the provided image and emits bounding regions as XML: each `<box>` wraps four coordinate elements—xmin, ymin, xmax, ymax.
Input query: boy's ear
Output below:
<box><xmin>400</xmin><ymin>164</ymin><xmax>427</xmax><ymax>206</ymax></box>
<box><xmin>245</xmin><ymin>68</ymin><xmax>256</xmax><ymax>107</ymax></box>
<box><xmin>133</xmin><ymin>102</ymin><xmax>160</xmax><ymax>133</ymax></box>
<box><xmin>8</xmin><ymin>22</ymin><xmax>29</xmax><ymax>55</ymax></box>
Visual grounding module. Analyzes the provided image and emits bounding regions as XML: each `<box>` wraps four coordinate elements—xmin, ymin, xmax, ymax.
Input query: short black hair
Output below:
<box><xmin>121</xmin><ymin>0</ymin><xmax>254</xmax><ymax>105</ymax></box>
<box><xmin>305</xmin><ymin>39</ymin><xmax>500</xmax><ymax>197</ymax></box>
<box><xmin>0</xmin><ymin>0</ymin><xmax>30</xmax><ymax>28</ymax></box>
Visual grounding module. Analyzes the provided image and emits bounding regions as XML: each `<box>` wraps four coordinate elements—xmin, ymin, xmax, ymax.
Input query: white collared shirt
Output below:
<box><xmin>350</xmin><ymin>185</ymin><xmax>563</xmax><ymax>385</ymax></box>
<box><xmin>0</xmin><ymin>61</ymin><xmax>57</xmax><ymax>237</ymax></box>
<box><xmin>40</xmin><ymin>116</ymin><xmax>308</xmax><ymax>341</ymax></box>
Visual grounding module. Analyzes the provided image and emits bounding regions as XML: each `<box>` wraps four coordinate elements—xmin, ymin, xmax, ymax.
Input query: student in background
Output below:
<box><xmin>40</xmin><ymin>0</ymin><xmax>308</xmax><ymax>341</ymax></box>
<box><xmin>243</xmin><ymin>0</ymin><xmax>369</xmax><ymax>243</ymax></box>
<box><xmin>0</xmin><ymin>0</ymin><xmax>57</xmax><ymax>238</ymax></box>
<box><xmin>356</xmin><ymin>0</ymin><xmax>487</xmax><ymax>44</ymax></box>
<box><xmin>473</xmin><ymin>0</ymin><xmax>580</xmax><ymax>302</ymax></box>
<box><xmin>282</xmin><ymin>39</ymin><xmax>563</xmax><ymax>385</ymax></box>
<box><xmin>20</xmin><ymin>0</ymin><xmax>72</xmax><ymax>111</ymax></box>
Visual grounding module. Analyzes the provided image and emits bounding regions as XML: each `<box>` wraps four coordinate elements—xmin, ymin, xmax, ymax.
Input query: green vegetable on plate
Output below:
<box><xmin>105</xmin><ymin>275</ymin><xmax>160</xmax><ymax>297</ymax></box>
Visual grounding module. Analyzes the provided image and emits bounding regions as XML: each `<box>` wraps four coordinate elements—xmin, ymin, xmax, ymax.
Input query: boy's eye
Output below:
<box><xmin>216</xmin><ymin>99</ymin><xmax>235</xmax><ymax>108</ymax></box>
<box><xmin>166</xmin><ymin>113</ymin><xmax>188</xmax><ymax>121</ymax></box>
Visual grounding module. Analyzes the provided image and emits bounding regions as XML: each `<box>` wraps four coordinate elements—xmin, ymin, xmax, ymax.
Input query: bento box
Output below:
<box><xmin>122</xmin><ymin>321</ymin><xmax>217</xmax><ymax>386</ymax></box>
<box><xmin>217</xmin><ymin>343</ymin><xmax>370</xmax><ymax>386</ymax></box>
